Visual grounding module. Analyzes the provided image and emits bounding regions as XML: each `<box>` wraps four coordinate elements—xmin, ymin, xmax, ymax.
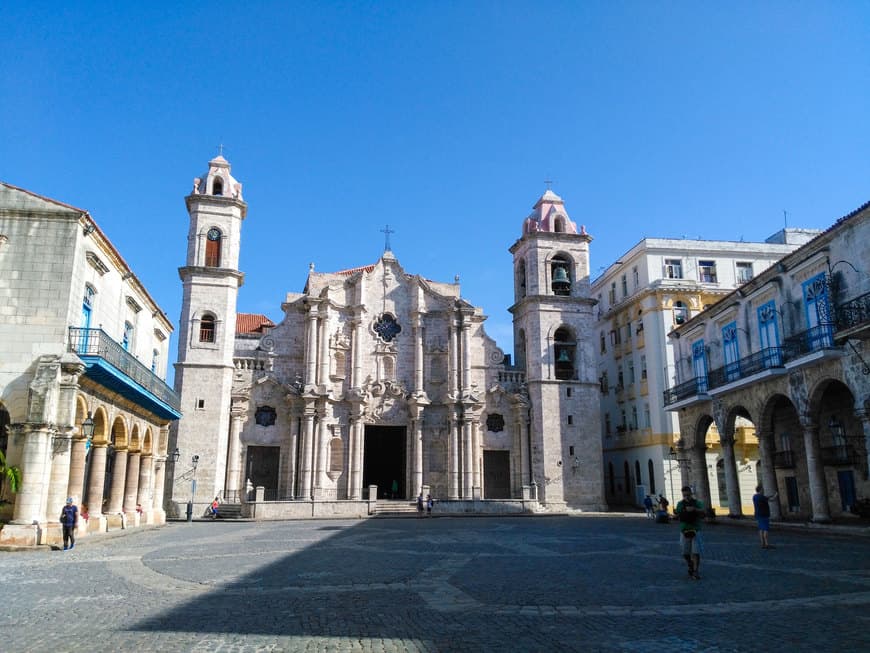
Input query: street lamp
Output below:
<box><xmin>186</xmin><ymin>454</ymin><xmax>199</xmax><ymax>522</ymax></box>
<box><xmin>667</xmin><ymin>446</ymin><xmax>678</xmax><ymax>510</ymax></box>
<box><xmin>80</xmin><ymin>413</ymin><xmax>96</xmax><ymax>506</ymax></box>
<box><xmin>169</xmin><ymin>448</ymin><xmax>180</xmax><ymax>464</ymax></box>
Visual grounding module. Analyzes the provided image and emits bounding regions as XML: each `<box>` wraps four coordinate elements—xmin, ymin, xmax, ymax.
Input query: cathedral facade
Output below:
<box><xmin>167</xmin><ymin>156</ymin><xmax>605</xmax><ymax>517</ymax></box>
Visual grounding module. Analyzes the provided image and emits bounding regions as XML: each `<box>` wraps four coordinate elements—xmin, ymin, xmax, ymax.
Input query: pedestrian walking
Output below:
<box><xmin>675</xmin><ymin>486</ymin><xmax>704</xmax><ymax>580</ymax></box>
<box><xmin>210</xmin><ymin>496</ymin><xmax>220</xmax><ymax>519</ymax></box>
<box><xmin>753</xmin><ymin>485</ymin><xmax>778</xmax><ymax>549</ymax></box>
<box><xmin>59</xmin><ymin>497</ymin><xmax>78</xmax><ymax>551</ymax></box>
<box><xmin>416</xmin><ymin>492</ymin><xmax>424</xmax><ymax>517</ymax></box>
<box><xmin>643</xmin><ymin>495</ymin><xmax>654</xmax><ymax>518</ymax></box>
<box><xmin>426</xmin><ymin>494</ymin><xmax>433</xmax><ymax>517</ymax></box>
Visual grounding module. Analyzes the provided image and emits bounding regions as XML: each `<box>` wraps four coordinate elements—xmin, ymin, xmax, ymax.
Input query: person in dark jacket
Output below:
<box><xmin>59</xmin><ymin>497</ymin><xmax>79</xmax><ymax>551</ymax></box>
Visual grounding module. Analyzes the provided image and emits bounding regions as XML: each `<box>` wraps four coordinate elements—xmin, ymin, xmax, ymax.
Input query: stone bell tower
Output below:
<box><xmin>509</xmin><ymin>189</ymin><xmax>605</xmax><ymax>510</ymax></box>
<box><xmin>169</xmin><ymin>154</ymin><xmax>246</xmax><ymax>516</ymax></box>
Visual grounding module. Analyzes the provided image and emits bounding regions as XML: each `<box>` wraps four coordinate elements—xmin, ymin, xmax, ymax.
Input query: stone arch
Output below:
<box><xmin>110</xmin><ymin>415</ymin><xmax>128</xmax><ymax>449</ymax></box>
<box><xmin>129</xmin><ymin>424</ymin><xmax>141</xmax><ymax>453</ymax></box>
<box><xmin>142</xmin><ymin>427</ymin><xmax>153</xmax><ymax>456</ymax></box>
<box><xmin>92</xmin><ymin>406</ymin><xmax>109</xmax><ymax>444</ymax></box>
<box><xmin>552</xmin><ymin>325</ymin><xmax>576</xmax><ymax>381</ymax></box>
<box><xmin>516</xmin><ymin>258</ymin><xmax>527</xmax><ymax>300</ymax></box>
<box><xmin>546</xmin><ymin>251</ymin><xmax>575</xmax><ymax>296</ymax></box>
<box><xmin>74</xmin><ymin>395</ymin><xmax>88</xmax><ymax>437</ymax></box>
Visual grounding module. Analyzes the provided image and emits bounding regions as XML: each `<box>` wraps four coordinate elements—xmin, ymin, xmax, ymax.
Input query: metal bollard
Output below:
<box><xmin>186</xmin><ymin>501</ymin><xmax>193</xmax><ymax>522</ymax></box>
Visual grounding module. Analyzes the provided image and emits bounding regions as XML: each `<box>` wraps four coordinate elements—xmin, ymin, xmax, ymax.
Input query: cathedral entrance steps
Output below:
<box><xmin>371</xmin><ymin>500</ymin><xmax>420</xmax><ymax>517</ymax></box>
<box><xmin>216</xmin><ymin>503</ymin><xmax>243</xmax><ymax>519</ymax></box>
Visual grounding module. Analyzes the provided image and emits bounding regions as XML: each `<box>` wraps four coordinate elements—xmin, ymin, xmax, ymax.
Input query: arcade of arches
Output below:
<box><xmin>673</xmin><ymin>365</ymin><xmax>870</xmax><ymax>523</ymax></box>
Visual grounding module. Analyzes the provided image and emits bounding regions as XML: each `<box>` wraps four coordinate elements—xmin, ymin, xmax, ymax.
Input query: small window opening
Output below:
<box><xmin>212</xmin><ymin>177</ymin><xmax>224</xmax><ymax>196</ymax></box>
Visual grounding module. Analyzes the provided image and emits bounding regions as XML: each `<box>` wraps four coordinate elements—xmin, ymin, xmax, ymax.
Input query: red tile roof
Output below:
<box><xmin>334</xmin><ymin>263</ymin><xmax>376</xmax><ymax>276</ymax></box>
<box><xmin>236</xmin><ymin>313</ymin><xmax>276</xmax><ymax>335</ymax></box>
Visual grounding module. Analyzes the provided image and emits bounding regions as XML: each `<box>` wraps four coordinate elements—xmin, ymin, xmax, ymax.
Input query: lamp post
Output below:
<box><xmin>80</xmin><ymin>414</ymin><xmax>96</xmax><ymax>505</ymax></box>
<box><xmin>667</xmin><ymin>446</ymin><xmax>678</xmax><ymax>511</ymax></box>
<box><xmin>186</xmin><ymin>455</ymin><xmax>199</xmax><ymax>522</ymax></box>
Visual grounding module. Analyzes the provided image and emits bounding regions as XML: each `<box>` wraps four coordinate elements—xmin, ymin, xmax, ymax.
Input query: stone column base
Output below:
<box><xmin>0</xmin><ymin>523</ymin><xmax>42</xmax><ymax>546</ymax></box>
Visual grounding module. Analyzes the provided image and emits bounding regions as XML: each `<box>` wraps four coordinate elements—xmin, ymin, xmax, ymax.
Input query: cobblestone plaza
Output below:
<box><xmin>2</xmin><ymin>516</ymin><xmax>869</xmax><ymax>652</ymax></box>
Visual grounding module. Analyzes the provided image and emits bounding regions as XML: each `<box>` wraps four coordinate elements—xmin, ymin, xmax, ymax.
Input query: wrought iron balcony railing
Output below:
<box><xmin>782</xmin><ymin>324</ymin><xmax>837</xmax><ymax>363</ymax></box>
<box><xmin>69</xmin><ymin>327</ymin><xmax>180</xmax><ymax>411</ymax></box>
<box><xmin>773</xmin><ymin>450</ymin><xmax>795</xmax><ymax>468</ymax></box>
<box><xmin>707</xmin><ymin>347</ymin><xmax>785</xmax><ymax>390</ymax></box>
<box><xmin>663</xmin><ymin>376</ymin><xmax>708</xmax><ymax>407</ymax></box>
<box><xmin>836</xmin><ymin>291</ymin><xmax>870</xmax><ymax>333</ymax></box>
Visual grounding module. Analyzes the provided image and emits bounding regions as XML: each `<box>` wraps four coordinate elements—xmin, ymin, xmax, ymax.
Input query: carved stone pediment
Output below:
<box><xmin>362</xmin><ymin>378</ymin><xmax>408</xmax><ymax>423</ymax></box>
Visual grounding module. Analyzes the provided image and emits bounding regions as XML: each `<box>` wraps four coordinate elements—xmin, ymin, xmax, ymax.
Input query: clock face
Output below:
<box><xmin>207</xmin><ymin>228</ymin><xmax>221</xmax><ymax>241</ymax></box>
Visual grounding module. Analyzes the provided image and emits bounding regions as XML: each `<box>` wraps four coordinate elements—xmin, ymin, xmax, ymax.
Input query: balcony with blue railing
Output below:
<box><xmin>707</xmin><ymin>347</ymin><xmax>785</xmax><ymax>392</ymax></box>
<box><xmin>782</xmin><ymin>324</ymin><xmax>839</xmax><ymax>364</ymax></box>
<box><xmin>68</xmin><ymin>327</ymin><xmax>182</xmax><ymax>421</ymax></box>
<box><xmin>663</xmin><ymin>376</ymin><xmax>709</xmax><ymax>408</ymax></box>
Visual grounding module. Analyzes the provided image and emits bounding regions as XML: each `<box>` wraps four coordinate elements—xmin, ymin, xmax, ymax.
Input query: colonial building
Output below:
<box><xmin>168</xmin><ymin>158</ymin><xmax>605</xmax><ymax>517</ymax></box>
<box><xmin>665</xmin><ymin>199</ymin><xmax>870</xmax><ymax>522</ymax></box>
<box><xmin>593</xmin><ymin>232</ymin><xmax>818</xmax><ymax>511</ymax></box>
<box><xmin>0</xmin><ymin>182</ymin><xmax>180</xmax><ymax>546</ymax></box>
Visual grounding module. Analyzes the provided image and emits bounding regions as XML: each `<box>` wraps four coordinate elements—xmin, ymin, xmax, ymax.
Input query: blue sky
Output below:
<box><xmin>2</xmin><ymin>2</ymin><xmax>868</xmax><ymax>373</ymax></box>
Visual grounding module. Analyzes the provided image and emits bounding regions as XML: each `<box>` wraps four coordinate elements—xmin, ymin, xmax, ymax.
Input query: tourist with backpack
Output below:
<box><xmin>59</xmin><ymin>497</ymin><xmax>78</xmax><ymax>551</ymax></box>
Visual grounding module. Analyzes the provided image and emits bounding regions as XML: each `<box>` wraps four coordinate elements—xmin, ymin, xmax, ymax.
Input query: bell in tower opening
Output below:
<box><xmin>552</xmin><ymin>263</ymin><xmax>571</xmax><ymax>296</ymax></box>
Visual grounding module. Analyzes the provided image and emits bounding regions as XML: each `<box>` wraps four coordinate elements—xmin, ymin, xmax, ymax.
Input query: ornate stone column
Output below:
<box><xmin>10</xmin><ymin>425</ymin><xmax>52</xmax><ymax>526</ymax></box>
<box><xmin>318</xmin><ymin>312</ymin><xmax>330</xmax><ymax>386</ymax></box>
<box><xmin>313</xmin><ymin>409</ymin><xmax>329</xmax><ymax>498</ymax></box>
<box><xmin>412</xmin><ymin>412</ymin><xmax>423</xmax><ymax>497</ymax></box>
<box><xmin>226</xmin><ymin>398</ymin><xmax>247</xmax><ymax>499</ymax></box>
<box><xmin>413</xmin><ymin>314</ymin><xmax>424</xmax><ymax>394</ymax></box>
<box><xmin>107</xmin><ymin>446</ymin><xmax>128</xmax><ymax>515</ymax></box>
<box><xmin>305</xmin><ymin>306</ymin><xmax>319</xmax><ymax>386</ymax></box>
<box><xmin>348</xmin><ymin>414</ymin><xmax>363</xmax><ymax>500</ymax></box>
<box><xmin>461</xmin><ymin>322</ymin><xmax>472</xmax><ymax>394</ymax></box>
<box><xmin>46</xmin><ymin>430</ymin><xmax>74</xmax><ymax>528</ymax></box>
<box><xmin>137</xmin><ymin>453</ymin><xmax>153</xmax><ymax>517</ymax></box>
<box><xmin>299</xmin><ymin>409</ymin><xmax>315</xmax><ymax>498</ymax></box>
<box><xmin>123</xmin><ymin>449</ymin><xmax>141</xmax><ymax>516</ymax></box>
<box><xmin>801</xmin><ymin>418</ymin><xmax>832</xmax><ymax>522</ymax></box>
<box><xmin>448</xmin><ymin>322</ymin><xmax>458</xmax><ymax>397</ymax></box>
<box><xmin>449</xmin><ymin>413</ymin><xmax>460</xmax><ymax>500</ymax></box>
<box><xmin>756</xmin><ymin>429</ymin><xmax>781</xmax><ymax>519</ymax></box>
<box><xmin>471</xmin><ymin>418</ymin><xmax>481</xmax><ymax>493</ymax></box>
<box><xmin>86</xmin><ymin>443</ymin><xmax>108</xmax><ymax>517</ymax></box>
<box><xmin>719</xmin><ymin>430</ymin><xmax>743</xmax><ymax>517</ymax></box>
<box><xmin>351</xmin><ymin>317</ymin><xmax>362</xmax><ymax>389</ymax></box>
<box><xmin>462</xmin><ymin>417</ymin><xmax>473</xmax><ymax>499</ymax></box>
<box><xmin>152</xmin><ymin>454</ymin><xmax>167</xmax><ymax>524</ymax></box>
<box><xmin>67</xmin><ymin>436</ymin><xmax>88</xmax><ymax>505</ymax></box>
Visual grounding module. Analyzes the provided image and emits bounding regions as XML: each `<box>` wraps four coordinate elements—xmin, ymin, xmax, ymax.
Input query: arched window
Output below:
<box><xmin>635</xmin><ymin>460</ymin><xmax>642</xmax><ymax>486</ymax></box>
<box><xmin>151</xmin><ymin>349</ymin><xmax>159</xmax><ymax>373</ymax></box>
<box><xmin>554</xmin><ymin>215</ymin><xmax>566</xmax><ymax>233</ymax></box>
<box><xmin>212</xmin><ymin>177</ymin><xmax>223</xmax><ymax>196</ymax></box>
<box><xmin>82</xmin><ymin>284</ymin><xmax>96</xmax><ymax>329</ymax></box>
<box><xmin>553</xmin><ymin>327</ymin><xmax>575</xmax><ymax>380</ymax></box>
<box><xmin>551</xmin><ymin>255</ymin><xmax>571</xmax><ymax>296</ymax></box>
<box><xmin>623</xmin><ymin>461</ymin><xmax>632</xmax><ymax>495</ymax></box>
<box><xmin>205</xmin><ymin>228</ymin><xmax>222</xmax><ymax>267</ymax></box>
<box><xmin>648</xmin><ymin>459</ymin><xmax>656</xmax><ymax>494</ymax></box>
<box><xmin>199</xmin><ymin>315</ymin><xmax>216</xmax><ymax>343</ymax></box>
<box><xmin>516</xmin><ymin>259</ymin><xmax>527</xmax><ymax>299</ymax></box>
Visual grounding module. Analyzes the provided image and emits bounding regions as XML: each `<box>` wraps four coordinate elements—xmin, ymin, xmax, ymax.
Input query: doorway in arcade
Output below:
<box><xmin>363</xmin><ymin>425</ymin><xmax>407</xmax><ymax>500</ymax></box>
